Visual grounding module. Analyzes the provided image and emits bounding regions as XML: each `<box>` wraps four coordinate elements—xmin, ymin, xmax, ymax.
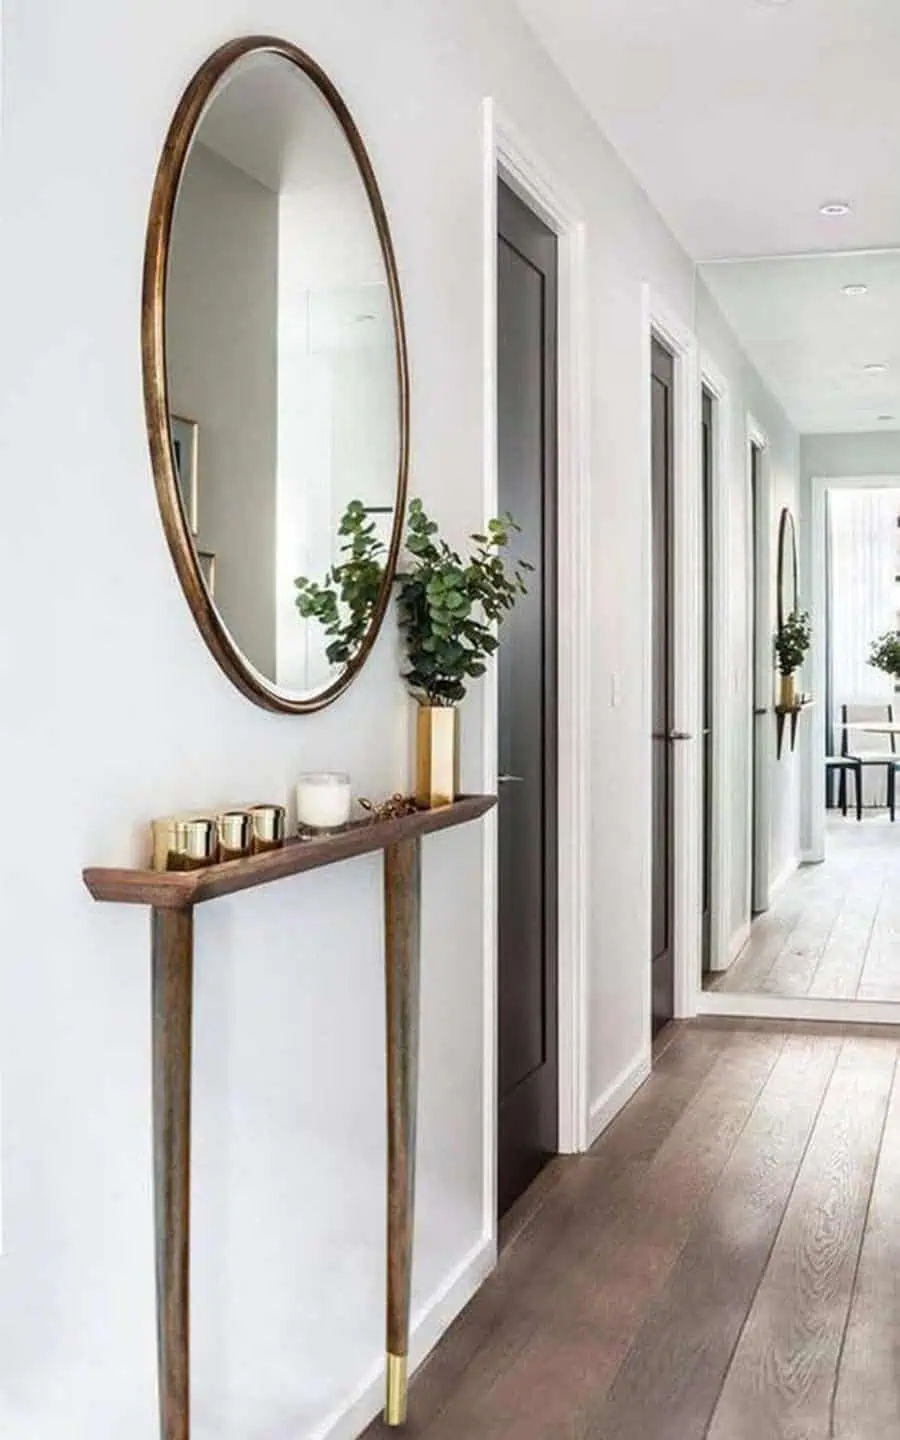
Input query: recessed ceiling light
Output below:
<box><xmin>843</xmin><ymin>283</ymin><xmax>868</xmax><ymax>297</ymax></box>
<box><xmin>864</xmin><ymin>363</ymin><xmax>888</xmax><ymax>374</ymax></box>
<box><xmin>820</xmin><ymin>201</ymin><xmax>852</xmax><ymax>217</ymax></box>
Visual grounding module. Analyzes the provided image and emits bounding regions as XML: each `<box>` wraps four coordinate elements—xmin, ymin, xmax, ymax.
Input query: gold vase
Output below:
<box><xmin>415</xmin><ymin>705</ymin><xmax>459</xmax><ymax>809</ymax></box>
<box><xmin>779</xmin><ymin>673</ymin><xmax>797</xmax><ymax>709</ymax></box>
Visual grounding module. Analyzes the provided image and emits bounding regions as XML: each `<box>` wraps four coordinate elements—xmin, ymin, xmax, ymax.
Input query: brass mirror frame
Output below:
<box><xmin>142</xmin><ymin>36</ymin><xmax>410</xmax><ymax>713</ymax></box>
<box><xmin>777</xmin><ymin>505</ymin><xmax>799</xmax><ymax>633</ymax></box>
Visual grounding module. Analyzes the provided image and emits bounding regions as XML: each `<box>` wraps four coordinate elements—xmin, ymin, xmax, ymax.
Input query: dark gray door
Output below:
<box><xmin>750</xmin><ymin>441</ymin><xmax>763</xmax><ymax>914</ymax></box>
<box><xmin>651</xmin><ymin>338</ymin><xmax>675</xmax><ymax>1036</ymax></box>
<box><xmin>701</xmin><ymin>389</ymin><xmax>714</xmax><ymax>972</ymax></box>
<box><xmin>497</xmin><ymin>181</ymin><xmax>559</xmax><ymax>1218</ymax></box>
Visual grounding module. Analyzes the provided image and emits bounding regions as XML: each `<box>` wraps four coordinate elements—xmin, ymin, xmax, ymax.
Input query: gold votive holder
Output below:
<box><xmin>151</xmin><ymin>815</ymin><xmax>218</xmax><ymax>872</ymax></box>
<box><xmin>247</xmin><ymin>803</ymin><xmax>286</xmax><ymax>854</ymax></box>
<box><xmin>217</xmin><ymin>810</ymin><xmax>252</xmax><ymax>862</ymax></box>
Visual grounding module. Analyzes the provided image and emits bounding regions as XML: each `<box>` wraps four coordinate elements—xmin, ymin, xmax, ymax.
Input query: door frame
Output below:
<box><xmin>642</xmin><ymin>288</ymin><xmax>701</xmax><ymax>1026</ymax></box>
<box><xmin>482</xmin><ymin>100</ymin><xmax>591</xmax><ymax>1237</ymax></box>
<box><xmin>698</xmin><ymin>354</ymin><xmax>732</xmax><ymax>976</ymax></box>
<box><xmin>747</xmin><ymin>414</ymin><xmax>774</xmax><ymax>918</ymax></box>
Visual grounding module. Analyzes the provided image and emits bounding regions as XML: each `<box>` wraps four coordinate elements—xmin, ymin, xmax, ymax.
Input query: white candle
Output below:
<box><xmin>296</xmin><ymin>772</ymin><xmax>353</xmax><ymax>831</ymax></box>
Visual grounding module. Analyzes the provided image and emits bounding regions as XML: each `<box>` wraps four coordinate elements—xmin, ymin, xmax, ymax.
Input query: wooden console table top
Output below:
<box><xmin>83</xmin><ymin>795</ymin><xmax>495</xmax><ymax>908</ymax></box>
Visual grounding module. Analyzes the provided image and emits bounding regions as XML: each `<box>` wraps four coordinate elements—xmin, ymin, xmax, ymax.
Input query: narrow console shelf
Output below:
<box><xmin>775</xmin><ymin>698</ymin><xmax>815</xmax><ymax>759</ymax></box>
<box><xmin>82</xmin><ymin>794</ymin><xmax>495</xmax><ymax>1439</ymax></box>
<box><xmin>84</xmin><ymin>793</ymin><xmax>495</xmax><ymax>907</ymax></box>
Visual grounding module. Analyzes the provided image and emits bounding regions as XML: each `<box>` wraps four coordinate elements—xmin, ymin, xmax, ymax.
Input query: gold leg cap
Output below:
<box><xmin>385</xmin><ymin>1352</ymin><xmax>408</xmax><ymax>1425</ymax></box>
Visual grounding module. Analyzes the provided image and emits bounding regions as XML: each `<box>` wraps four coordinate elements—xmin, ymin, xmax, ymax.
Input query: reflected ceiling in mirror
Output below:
<box><xmin>143</xmin><ymin>38</ymin><xmax>409</xmax><ymax>711</ymax></box>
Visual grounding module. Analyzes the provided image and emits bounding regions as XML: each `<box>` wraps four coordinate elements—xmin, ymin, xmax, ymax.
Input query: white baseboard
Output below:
<box><xmin>727</xmin><ymin>919</ymin><xmax>752</xmax><ymax>966</ymax></box>
<box><xmin>769</xmin><ymin>854</ymin><xmax>800</xmax><ymax>899</ymax></box>
<box><xmin>697</xmin><ymin>991</ymin><xmax>900</xmax><ymax>1025</ymax></box>
<box><xmin>313</xmin><ymin>1236</ymin><xmax>496</xmax><ymax>1440</ymax></box>
<box><xmin>801</xmin><ymin>848</ymin><xmax>825</xmax><ymax>865</ymax></box>
<box><xmin>587</xmin><ymin>1048</ymin><xmax>652</xmax><ymax>1148</ymax></box>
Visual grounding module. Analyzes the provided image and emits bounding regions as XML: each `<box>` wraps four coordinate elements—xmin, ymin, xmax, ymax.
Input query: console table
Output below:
<box><xmin>83</xmin><ymin>794</ymin><xmax>495</xmax><ymax>1438</ymax></box>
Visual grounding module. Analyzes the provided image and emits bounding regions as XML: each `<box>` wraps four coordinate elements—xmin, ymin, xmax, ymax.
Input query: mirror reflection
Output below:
<box><xmin>695</xmin><ymin>251</ymin><xmax>900</xmax><ymax>1005</ymax></box>
<box><xmin>164</xmin><ymin>52</ymin><xmax>402</xmax><ymax>702</ymax></box>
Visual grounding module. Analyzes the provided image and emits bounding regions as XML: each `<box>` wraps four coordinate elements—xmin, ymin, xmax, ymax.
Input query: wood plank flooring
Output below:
<box><xmin>711</xmin><ymin>815</ymin><xmax>900</xmax><ymax>1000</ymax></box>
<box><xmin>362</xmin><ymin>1020</ymin><xmax>900</xmax><ymax>1440</ymax></box>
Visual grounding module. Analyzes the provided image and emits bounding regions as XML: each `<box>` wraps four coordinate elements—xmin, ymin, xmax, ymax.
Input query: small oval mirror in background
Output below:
<box><xmin>143</xmin><ymin>38</ymin><xmax>409</xmax><ymax>712</ymax></box>
<box><xmin>777</xmin><ymin>505</ymin><xmax>799</xmax><ymax>632</ymax></box>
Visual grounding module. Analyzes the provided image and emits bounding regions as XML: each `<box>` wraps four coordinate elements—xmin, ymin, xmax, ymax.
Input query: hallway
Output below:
<box><xmin>711</xmin><ymin>817</ymin><xmax>900</xmax><ymax>1000</ymax></box>
<box><xmin>365</xmin><ymin>1019</ymin><xmax>900</xmax><ymax>1439</ymax></box>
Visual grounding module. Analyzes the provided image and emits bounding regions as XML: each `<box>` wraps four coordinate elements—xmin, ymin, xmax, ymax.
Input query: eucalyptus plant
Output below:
<box><xmin>396</xmin><ymin>499</ymin><xmax>532</xmax><ymax>706</ymax></box>
<box><xmin>293</xmin><ymin>496</ymin><xmax>531</xmax><ymax>702</ymax></box>
<box><xmin>294</xmin><ymin>500</ymin><xmax>386</xmax><ymax>667</ymax></box>
<box><xmin>775</xmin><ymin>609</ymin><xmax>812</xmax><ymax>677</ymax></box>
<box><xmin>869</xmin><ymin>629</ymin><xmax>900</xmax><ymax>682</ymax></box>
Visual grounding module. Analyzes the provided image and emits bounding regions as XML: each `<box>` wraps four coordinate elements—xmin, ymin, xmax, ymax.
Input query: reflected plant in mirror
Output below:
<box><xmin>294</xmin><ymin>500</ymin><xmax>387</xmax><ymax>667</ymax></box>
<box><xmin>869</xmin><ymin>629</ymin><xmax>900</xmax><ymax>684</ymax></box>
<box><xmin>775</xmin><ymin>609</ymin><xmax>812</xmax><ymax>709</ymax></box>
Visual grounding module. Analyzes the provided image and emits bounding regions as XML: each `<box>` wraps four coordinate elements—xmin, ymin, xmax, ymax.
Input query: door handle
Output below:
<box><xmin>498</xmin><ymin>773</ymin><xmax>525</xmax><ymax>784</ymax></box>
<box><xmin>754</xmin><ymin>707</ymin><xmax>769</xmax><ymax>716</ymax></box>
<box><xmin>668</xmin><ymin>730</ymin><xmax>693</xmax><ymax>741</ymax></box>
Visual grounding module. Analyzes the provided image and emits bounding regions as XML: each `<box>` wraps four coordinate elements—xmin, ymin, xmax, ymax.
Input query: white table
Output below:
<box><xmin>841</xmin><ymin>722</ymin><xmax>900</xmax><ymax>737</ymax></box>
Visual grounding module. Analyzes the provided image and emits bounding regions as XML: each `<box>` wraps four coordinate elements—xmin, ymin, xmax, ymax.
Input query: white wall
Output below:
<box><xmin>167</xmin><ymin>141</ymin><xmax>279</xmax><ymax>680</ymax></box>
<box><xmin>0</xmin><ymin>3</ymin><xmax>783</xmax><ymax>1438</ymax></box>
<box><xmin>802</xmin><ymin>430</ymin><xmax>900</xmax><ymax>480</ymax></box>
<box><xmin>695</xmin><ymin>279</ymin><xmax>802</xmax><ymax>948</ymax></box>
<box><xmin>276</xmin><ymin>163</ymin><xmax>396</xmax><ymax>694</ymax></box>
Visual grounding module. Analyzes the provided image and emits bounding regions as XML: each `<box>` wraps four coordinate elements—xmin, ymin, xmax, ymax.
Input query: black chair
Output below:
<box><xmin>825</xmin><ymin>753</ymin><xmax>863</xmax><ymax>820</ymax></box>
<box><xmin>843</xmin><ymin>702</ymin><xmax>900</xmax><ymax>822</ymax></box>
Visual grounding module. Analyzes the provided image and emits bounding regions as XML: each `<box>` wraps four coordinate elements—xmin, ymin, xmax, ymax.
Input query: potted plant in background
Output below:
<box><xmin>294</xmin><ymin>498</ymin><xmax>530</xmax><ymax>808</ymax></box>
<box><xmin>869</xmin><ymin>629</ymin><xmax>900</xmax><ymax>688</ymax></box>
<box><xmin>775</xmin><ymin>608</ymin><xmax>812</xmax><ymax>708</ymax></box>
<box><xmin>397</xmin><ymin>499</ymin><xmax>530</xmax><ymax>807</ymax></box>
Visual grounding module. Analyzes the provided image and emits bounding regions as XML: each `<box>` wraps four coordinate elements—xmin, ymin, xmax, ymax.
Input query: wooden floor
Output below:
<box><xmin>710</xmin><ymin>814</ymin><xmax>900</xmax><ymax>1000</ymax></box>
<box><xmin>363</xmin><ymin>1018</ymin><xmax>900</xmax><ymax>1440</ymax></box>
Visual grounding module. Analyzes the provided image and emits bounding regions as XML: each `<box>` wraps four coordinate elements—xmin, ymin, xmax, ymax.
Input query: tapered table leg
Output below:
<box><xmin>152</xmin><ymin>906</ymin><xmax>194</xmax><ymax>1440</ymax></box>
<box><xmin>383</xmin><ymin>838</ymin><xmax>422</xmax><ymax>1426</ymax></box>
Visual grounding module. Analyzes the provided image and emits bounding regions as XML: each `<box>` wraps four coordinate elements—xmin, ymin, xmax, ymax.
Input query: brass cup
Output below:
<box><xmin>152</xmin><ymin>816</ymin><xmax>218</xmax><ymax>871</ymax></box>
<box><xmin>247</xmin><ymin>803</ymin><xmax>286</xmax><ymax>854</ymax></box>
<box><xmin>152</xmin><ymin>815</ymin><xmax>218</xmax><ymax>871</ymax></box>
<box><xmin>217</xmin><ymin>810</ymin><xmax>252</xmax><ymax>862</ymax></box>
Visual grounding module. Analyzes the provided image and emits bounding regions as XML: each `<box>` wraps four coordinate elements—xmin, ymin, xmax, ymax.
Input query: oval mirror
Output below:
<box><xmin>143</xmin><ymin>38</ymin><xmax>409</xmax><ymax>712</ymax></box>
<box><xmin>777</xmin><ymin>505</ymin><xmax>799</xmax><ymax>633</ymax></box>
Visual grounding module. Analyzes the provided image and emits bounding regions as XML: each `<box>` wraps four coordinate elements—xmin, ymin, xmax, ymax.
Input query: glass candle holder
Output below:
<box><xmin>295</xmin><ymin>772</ymin><xmax>353</xmax><ymax>833</ymax></box>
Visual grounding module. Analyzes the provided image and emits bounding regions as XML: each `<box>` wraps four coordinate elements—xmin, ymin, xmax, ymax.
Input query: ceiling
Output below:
<box><xmin>197</xmin><ymin>55</ymin><xmax>356</xmax><ymax>193</ymax></box>
<box><xmin>515</xmin><ymin>0</ymin><xmax>900</xmax><ymax>434</ymax></box>
<box><xmin>702</xmin><ymin>251</ymin><xmax>900</xmax><ymax>433</ymax></box>
<box><xmin>515</xmin><ymin>0</ymin><xmax>900</xmax><ymax>262</ymax></box>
